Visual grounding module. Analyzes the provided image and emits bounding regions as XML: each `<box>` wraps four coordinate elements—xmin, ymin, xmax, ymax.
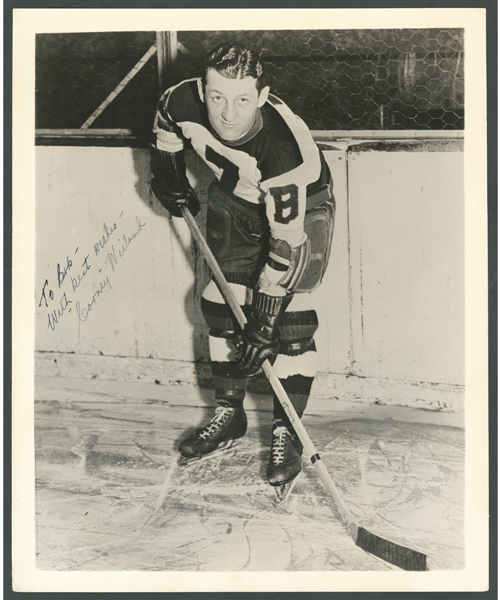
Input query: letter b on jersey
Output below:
<box><xmin>269</xmin><ymin>184</ymin><xmax>299</xmax><ymax>225</ymax></box>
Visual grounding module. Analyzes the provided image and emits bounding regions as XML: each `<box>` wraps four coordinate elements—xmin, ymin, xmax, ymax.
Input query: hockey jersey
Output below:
<box><xmin>154</xmin><ymin>78</ymin><xmax>331</xmax><ymax>249</ymax></box>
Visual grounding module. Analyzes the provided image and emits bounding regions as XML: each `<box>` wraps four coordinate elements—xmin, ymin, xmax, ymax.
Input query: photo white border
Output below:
<box><xmin>12</xmin><ymin>6</ymin><xmax>489</xmax><ymax>593</ymax></box>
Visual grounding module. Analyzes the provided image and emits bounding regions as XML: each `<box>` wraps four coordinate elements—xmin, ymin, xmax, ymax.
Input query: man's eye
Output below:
<box><xmin>211</xmin><ymin>95</ymin><xmax>223</xmax><ymax>103</ymax></box>
<box><xmin>239</xmin><ymin>98</ymin><xmax>249</xmax><ymax>105</ymax></box>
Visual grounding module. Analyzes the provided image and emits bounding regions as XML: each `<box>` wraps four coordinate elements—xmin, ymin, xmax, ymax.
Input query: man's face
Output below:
<box><xmin>199</xmin><ymin>69</ymin><xmax>269</xmax><ymax>141</ymax></box>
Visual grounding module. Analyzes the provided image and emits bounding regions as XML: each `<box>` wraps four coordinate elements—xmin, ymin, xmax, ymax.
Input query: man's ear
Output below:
<box><xmin>197</xmin><ymin>78</ymin><xmax>205</xmax><ymax>103</ymax></box>
<box><xmin>257</xmin><ymin>86</ymin><xmax>270</xmax><ymax>108</ymax></box>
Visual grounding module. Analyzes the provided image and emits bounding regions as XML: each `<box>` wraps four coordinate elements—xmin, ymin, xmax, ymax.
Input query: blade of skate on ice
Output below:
<box><xmin>180</xmin><ymin>206</ymin><xmax>428</xmax><ymax>571</ymax></box>
<box><xmin>274</xmin><ymin>473</ymin><xmax>300</xmax><ymax>503</ymax></box>
<box><xmin>178</xmin><ymin>439</ymin><xmax>239</xmax><ymax>466</ymax></box>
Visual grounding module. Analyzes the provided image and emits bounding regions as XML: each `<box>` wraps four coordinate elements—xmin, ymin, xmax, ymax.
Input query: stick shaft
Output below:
<box><xmin>181</xmin><ymin>206</ymin><xmax>357</xmax><ymax>533</ymax></box>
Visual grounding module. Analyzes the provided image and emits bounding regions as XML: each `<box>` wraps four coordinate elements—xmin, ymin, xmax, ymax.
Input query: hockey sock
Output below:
<box><xmin>272</xmin><ymin>374</ymin><xmax>314</xmax><ymax>433</ymax></box>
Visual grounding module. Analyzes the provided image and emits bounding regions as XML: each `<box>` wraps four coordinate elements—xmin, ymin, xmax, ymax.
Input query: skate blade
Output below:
<box><xmin>178</xmin><ymin>439</ymin><xmax>239</xmax><ymax>467</ymax></box>
<box><xmin>273</xmin><ymin>474</ymin><xmax>300</xmax><ymax>503</ymax></box>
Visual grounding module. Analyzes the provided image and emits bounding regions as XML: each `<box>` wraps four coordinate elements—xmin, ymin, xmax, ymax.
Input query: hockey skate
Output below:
<box><xmin>178</xmin><ymin>404</ymin><xmax>247</xmax><ymax>466</ymax></box>
<box><xmin>267</xmin><ymin>420</ymin><xmax>303</xmax><ymax>502</ymax></box>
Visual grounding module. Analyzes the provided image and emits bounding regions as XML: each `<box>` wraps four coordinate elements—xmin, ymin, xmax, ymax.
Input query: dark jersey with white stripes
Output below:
<box><xmin>155</xmin><ymin>78</ymin><xmax>331</xmax><ymax>249</ymax></box>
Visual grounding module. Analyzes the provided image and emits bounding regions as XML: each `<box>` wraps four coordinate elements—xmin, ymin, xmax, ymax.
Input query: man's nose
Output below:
<box><xmin>222</xmin><ymin>102</ymin><xmax>237</xmax><ymax>122</ymax></box>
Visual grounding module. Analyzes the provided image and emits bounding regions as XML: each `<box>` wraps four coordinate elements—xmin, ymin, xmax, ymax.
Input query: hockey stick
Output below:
<box><xmin>180</xmin><ymin>205</ymin><xmax>427</xmax><ymax>571</ymax></box>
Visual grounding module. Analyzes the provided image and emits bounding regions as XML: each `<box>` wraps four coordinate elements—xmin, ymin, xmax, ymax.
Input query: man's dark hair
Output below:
<box><xmin>203</xmin><ymin>43</ymin><xmax>266</xmax><ymax>92</ymax></box>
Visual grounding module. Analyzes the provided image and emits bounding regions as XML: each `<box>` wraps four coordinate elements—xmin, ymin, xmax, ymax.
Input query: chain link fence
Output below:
<box><xmin>35</xmin><ymin>28</ymin><xmax>464</xmax><ymax>137</ymax></box>
<box><xmin>177</xmin><ymin>29</ymin><xmax>464</xmax><ymax>131</ymax></box>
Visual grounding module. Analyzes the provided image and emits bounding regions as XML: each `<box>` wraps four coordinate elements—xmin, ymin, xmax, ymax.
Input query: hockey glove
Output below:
<box><xmin>235</xmin><ymin>291</ymin><xmax>292</xmax><ymax>377</ymax></box>
<box><xmin>151</xmin><ymin>177</ymin><xmax>200</xmax><ymax>218</ymax></box>
<box><xmin>150</xmin><ymin>146</ymin><xmax>200</xmax><ymax>218</ymax></box>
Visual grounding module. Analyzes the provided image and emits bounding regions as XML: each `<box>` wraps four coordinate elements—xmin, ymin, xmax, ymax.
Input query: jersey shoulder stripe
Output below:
<box><xmin>243</xmin><ymin>97</ymin><xmax>304</xmax><ymax>182</ymax></box>
<box><xmin>162</xmin><ymin>78</ymin><xmax>207</xmax><ymax>127</ymax></box>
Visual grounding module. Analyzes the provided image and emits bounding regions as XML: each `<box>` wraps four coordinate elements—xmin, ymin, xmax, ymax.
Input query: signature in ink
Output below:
<box><xmin>40</xmin><ymin>212</ymin><xmax>147</xmax><ymax>339</ymax></box>
<box><xmin>76</xmin><ymin>275</ymin><xmax>113</xmax><ymax>340</ymax></box>
<box><xmin>105</xmin><ymin>216</ymin><xmax>147</xmax><ymax>273</ymax></box>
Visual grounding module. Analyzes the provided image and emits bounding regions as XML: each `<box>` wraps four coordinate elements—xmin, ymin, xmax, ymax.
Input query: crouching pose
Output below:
<box><xmin>150</xmin><ymin>42</ymin><xmax>335</xmax><ymax>498</ymax></box>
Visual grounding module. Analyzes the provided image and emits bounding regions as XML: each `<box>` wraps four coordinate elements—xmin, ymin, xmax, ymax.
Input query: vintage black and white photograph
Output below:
<box><xmin>11</xmin><ymin>5</ymin><xmax>489</xmax><ymax>594</ymax></box>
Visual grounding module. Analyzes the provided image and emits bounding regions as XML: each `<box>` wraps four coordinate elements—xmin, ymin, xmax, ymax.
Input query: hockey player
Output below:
<box><xmin>150</xmin><ymin>43</ymin><xmax>335</xmax><ymax>499</ymax></box>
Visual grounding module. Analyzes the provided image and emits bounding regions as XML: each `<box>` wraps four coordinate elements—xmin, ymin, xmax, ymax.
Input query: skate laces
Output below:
<box><xmin>198</xmin><ymin>406</ymin><xmax>234</xmax><ymax>440</ymax></box>
<box><xmin>271</xmin><ymin>426</ymin><xmax>289</xmax><ymax>465</ymax></box>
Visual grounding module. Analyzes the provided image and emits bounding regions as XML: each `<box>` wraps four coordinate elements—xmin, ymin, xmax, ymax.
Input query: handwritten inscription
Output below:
<box><xmin>71</xmin><ymin>255</ymin><xmax>92</xmax><ymax>292</ymax></box>
<box><xmin>38</xmin><ymin>212</ymin><xmax>147</xmax><ymax>339</ymax></box>
<box><xmin>38</xmin><ymin>280</ymin><xmax>54</xmax><ymax>308</ymax></box>
<box><xmin>93</xmin><ymin>216</ymin><xmax>121</xmax><ymax>256</ymax></box>
<box><xmin>47</xmin><ymin>293</ymin><xmax>73</xmax><ymax>331</ymax></box>
<box><xmin>57</xmin><ymin>255</ymin><xmax>73</xmax><ymax>288</ymax></box>
<box><xmin>76</xmin><ymin>276</ymin><xmax>112</xmax><ymax>340</ymax></box>
<box><xmin>105</xmin><ymin>216</ymin><xmax>146</xmax><ymax>272</ymax></box>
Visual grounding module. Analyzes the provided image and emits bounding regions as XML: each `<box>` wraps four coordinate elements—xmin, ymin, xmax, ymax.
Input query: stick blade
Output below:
<box><xmin>356</xmin><ymin>526</ymin><xmax>427</xmax><ymax>571</ymax></box>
